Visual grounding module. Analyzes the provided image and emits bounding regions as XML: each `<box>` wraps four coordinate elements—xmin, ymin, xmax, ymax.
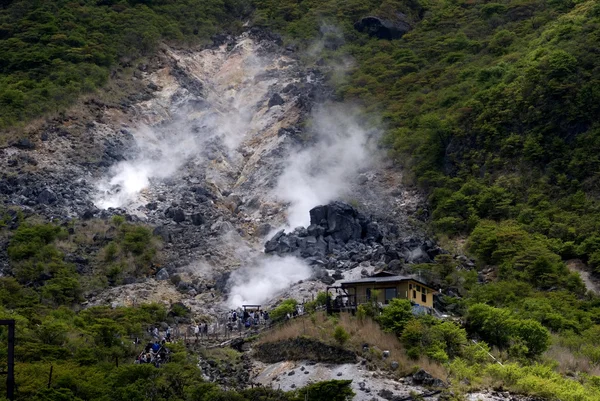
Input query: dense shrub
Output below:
<box><xmin>466</xmin><ymin>304</ymin><xmax>550</xmax><ymax>358</ymax></box>
<box><xmin>333</xmin><ymin>325</ymin><xmax>350</xmax><ymax>346</ymax></box>
<box><xmin>378</xmin><ymin>298</ymin><xmax>413</xmax><ymax>335</ymax></box>
<box><xmin>270</xmin><ymin>299</ymin><xmax>298</xmax><ymax>322</ymax></box>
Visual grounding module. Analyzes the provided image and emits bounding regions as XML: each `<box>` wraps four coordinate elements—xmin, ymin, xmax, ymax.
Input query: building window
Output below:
<box><xmin>366</xmin><ymin>288</ymin><xmax>372</xmax><ymax>301</ymax></box>
<box><xmin>416</xmin><ymin>285</ymin><xmax>421</xmax><ymax>292</ymax></box>
<box><xmin>409</xmin><ymin>284</ymin><xmax>412</xmax><ymax>290</ymax></box>
<box><xmin>421</xmin><ymin>293</ymin><xmax>426</xmax><ymax>303</ymax></box>
<box><xmin>413</xmin><ymin>290</ymin><xmax>416</xmax><ymax>299</ymax></box>
<box><xmin>384</xmin><ymin>288</ymin><xmax>397</xmax><ymax>304</ymax></box>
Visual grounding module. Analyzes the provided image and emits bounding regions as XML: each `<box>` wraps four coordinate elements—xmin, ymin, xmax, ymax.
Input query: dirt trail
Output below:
<box><xmin>567</xmin><ymin>259</ymin><xmax>600</xmax><ymax>294</ymax></box>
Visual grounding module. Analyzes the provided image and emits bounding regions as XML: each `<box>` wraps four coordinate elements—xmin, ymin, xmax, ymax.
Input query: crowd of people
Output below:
<box><xmin>135</xmin><ymin>339</ymin><xmax>170</xmax><ymax>367</ymax></box>
<box><xmin>135</xmin><ymin>305</ymin><xmax>295</xmax><ymax>366</ymax></box>
<box><xmin>227</xmin><ymin>308</ymin><xmax>270</xmax><ymax>329</ymax></box>
<box><xmin>187</xmin><ymin>308</ymin><xmax>271</xmax><ymax>342</ymax></box>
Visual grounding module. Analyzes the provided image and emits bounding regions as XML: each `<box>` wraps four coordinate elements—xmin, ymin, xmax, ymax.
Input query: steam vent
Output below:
<box><xmin>1</xmin><ymin>1</ymin><xmax>598</xmax><ymax>400</ymax></box>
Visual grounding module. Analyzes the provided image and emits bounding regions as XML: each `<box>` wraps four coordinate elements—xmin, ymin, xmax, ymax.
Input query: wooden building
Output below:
<box><xmin>328</xmin><ymin>272</ymin><xmax>438</xmax><ymax>313</ymax></box>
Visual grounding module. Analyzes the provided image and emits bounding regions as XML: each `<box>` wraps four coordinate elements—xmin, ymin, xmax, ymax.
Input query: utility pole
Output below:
<box><xmin>0</xmin><ymin>320</ymin><xmax>15</xmax><ymax>401</ymax></box>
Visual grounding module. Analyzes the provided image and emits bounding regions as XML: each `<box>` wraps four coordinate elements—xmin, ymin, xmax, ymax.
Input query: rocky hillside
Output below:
<box><xmin>0</xmin><ymin>26</ymin><xmax>435</xmax><ymax>316</ymax></box>
<box><xmin>2</xmin><ymin>0</ymin><xmax>600</xmax><ymax>400</ymax></box>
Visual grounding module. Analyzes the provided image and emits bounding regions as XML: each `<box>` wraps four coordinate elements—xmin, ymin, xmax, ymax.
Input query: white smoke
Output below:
<box><xmin>275</xmin><ymin>104</ymin><xmax>378</xmax><ymax>228</ymax></box>
<box><xmin>226</xmin><ymin>255</ymin><xmax>312</xmax><ymax>308</ymax></box>
<box><xmin>93</xmin><ymin>40</ymin><xmax>271</xmax><ymax>210</ymax></box>
<box><xmin>94</xmin><ymin>122</ymin><xmax>203</xmax><ymax>209</ymax></box>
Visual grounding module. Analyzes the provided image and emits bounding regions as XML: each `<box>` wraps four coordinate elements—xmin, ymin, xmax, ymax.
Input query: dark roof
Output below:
<box><xmin>371</xmin><ymin>271</ymin><xmax>397</xmax><ymax>277</ymax></box>
<box><xmin>340</xmin><ymin>275</ymin><xmax>437</xmax><ymax>292</ymax></box>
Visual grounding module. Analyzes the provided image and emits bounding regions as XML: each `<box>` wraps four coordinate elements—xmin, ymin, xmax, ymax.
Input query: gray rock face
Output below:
<box><xmin>412</xmin><ymin>368</ymin><xmax>446</xmax><ymax>388</ymax></box>
<box><xmin>265</xmin><ymin>202</ymin><xmax>383</xmax><ymax>259</ymax></box>
<box><xmin>37</xmin><ymin>188</ymin><xmax>57</xmax><ymax>205</ymax></box>
<box><xmin>268</xmin><ymin>93</ymin><xmax>285</xmax><ymax>108</ymax></box>
<box><xmin>354</xmin><ymin>15</ymin><xmax>412</xmax><ymax>40</ymax></box>
<box><xmin>155</xmin><ymin>268</ymin><xmax>170</xmax><ymax>280</ymax></box>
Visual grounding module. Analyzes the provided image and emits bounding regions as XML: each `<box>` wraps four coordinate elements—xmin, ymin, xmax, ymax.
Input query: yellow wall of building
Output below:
<box><xmin>342</xmin><ymin>280</ymin><xmax>434</xmax><ymax>309</ymax></box>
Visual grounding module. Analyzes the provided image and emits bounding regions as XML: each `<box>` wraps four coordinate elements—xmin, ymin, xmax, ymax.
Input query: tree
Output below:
<box><xmin>378</xmin><ymin>298</ymin><xmax>413</xmax><ymax>335</ymax></box>
<box><xmin>509</xmin><ymin>319</ymin><xmax>550</xmax><ymax>358</ymax></box>
<box><xmin>466</xmin><ymin>304</ymin><xmax>512</xmax><ymax>348</ymax></box>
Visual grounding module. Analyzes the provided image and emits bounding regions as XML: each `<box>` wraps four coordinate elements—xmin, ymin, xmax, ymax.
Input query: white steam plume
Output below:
<box><xmin>276</xmin><ymin>104</ymin><xmax>378</xmax><ymax>227</ymax></box>
<box><xmin>94</xmin><ymin>42</ymin><xmax>271</xmax><ymax>210</ymax></box>
<box><xmin>94</xmin><ymin>122</ymin><xmax>202</xmax><ymax>209</ymax></box>
<box><xmin>226</xmin><ymin>256</ymin><xmax>312</xmax><ymax>308</ymax></box>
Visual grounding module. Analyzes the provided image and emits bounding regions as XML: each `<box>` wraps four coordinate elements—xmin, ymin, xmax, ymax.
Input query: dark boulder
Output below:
<box><xmin>37</xmin><ymin>188</ymin><xmax>57</xmax><ymax>205</ymax></box>
<box><xmin>13</xmin><ymin>138</ymin><xmax>36</xmax><ymax>150</ymax></box>
<box><xmin>153</xmin><ymin>225</ymin><xmax>171</xmax><ymax>242</ymax></box>
<box><xmin>268</xmin><ymin>93</ymin><xmax>285</xmax><ymax>108</ymax></box>
<box><xmin>81</xmin><ymin>208</ymin><xmax>97</xmax><ymax>220</ymax></box>
<box><xmin>166</xmin><ymin>207</ymin><xmax>185</xmax><ymax>223</ymax></box>
<box><xmin>191</xmin><ymin>213</ymin><xmax>204</xmax><ymax>226</ymax></box>
<box><xmin>354</xmin><ymin>15</ymin><xmax>411</xmax><ymax>40</ymax></box>
<box><xmin>412</xmin><ymin>369</ymin><xmax>446</xmax><ymax>388</ymax></box>
<box><xmin>310</xmin><ymin>202</ymin><xmax>361</xmax><ymax>242</ymax></box>
<box><xmin>265</xmin><ymin>202</ymin><xmax>384</xmax><ymax>265</ymax></box>
<box><xmin>256</xmin><ymin>223</ymin><xmax>272</xmax><ymax>237</ymax></box>
<box><xmin>156</xmin><ymin>268</ymin><xmax>170</xmax><ymax>280</ymax></box>
<box><xmin>320</xmin><ymin>274</ymin><xmax>335</xmax><ymax>285</ymax></box>
<box><xmin>405</xmin><ymin>246</ymin><xmax>432</xmax><ymax>264</ymax></box>
<box><xmin>230</xmin><ymin>338</ymin><xmax>245</xmax><ymax>352</ymax></box>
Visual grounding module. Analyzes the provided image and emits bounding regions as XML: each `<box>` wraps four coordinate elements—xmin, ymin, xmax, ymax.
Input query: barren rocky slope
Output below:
<box><xmin>1</xmin><ymin>29</ymin><xmax>433</xmax><ymax>316</ymax></box>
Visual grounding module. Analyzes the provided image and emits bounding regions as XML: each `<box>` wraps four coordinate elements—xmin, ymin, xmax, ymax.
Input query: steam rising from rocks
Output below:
<box><xmin>226</xmin><ymin>256</ymin><xmax>312</xmax><ymax>308</ymax></box>
<box><xmin>276</xmin><ymin>105</ymin><xmax>378</xmax><ymax>228</ymax></box>
<box><xmin>94</xmin><ymin>122</ymin><xmax>204</xmax><ymax>209</ymax></box>
<box><xmin>91</xmin><ymin>33</ymin><xmax>377</xmax><ymax>310</ymax></box>
<box><xmin>93</xmin><ymin>41</ymin><xmax>270</xmax><ymax>210</ymax></box>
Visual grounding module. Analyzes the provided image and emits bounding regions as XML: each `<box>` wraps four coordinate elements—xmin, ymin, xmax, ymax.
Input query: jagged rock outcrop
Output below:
<box><xmin>265</xmin><ymin>201</ymin><xmax>382</xmax><ymax>258</ymax></box>
<box><xmin>264</xmin><ymin>202</ymin><xmax>446</xmax><ymax>282</ymax></box>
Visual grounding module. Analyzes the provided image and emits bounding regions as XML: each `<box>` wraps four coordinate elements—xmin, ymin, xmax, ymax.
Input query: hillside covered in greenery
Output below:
<box><xmin>250</xmin><ymin>0</ymin><xmax>600</xmax><ymax>399</ymax></box>
<box><xmin>2</xmin><ymin>0</ymin><xmax>600</xmax><ymax>399</ymax></box>
<box><xmin>0</xmin><ymin>0</ymin><xmax>249</xmax><ymax>129</ymax></box>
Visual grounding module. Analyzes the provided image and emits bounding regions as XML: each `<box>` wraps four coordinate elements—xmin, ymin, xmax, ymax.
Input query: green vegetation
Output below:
<box><xmin>0</xmin><ymin>0</ymin><xmax>249</xmax><ymax>129</ymax></box>
<box><xmin>270</xmin><ymin>298</ymin><xmax>297</xmax><ymax>322</ymax></box>
<box><xmin>251</xmin><ymin>0</ymin><xmax>600</xmax><ymax>398</ymax></box>
<box><xmin>378</xmin><ymin>298</ymin><xmax>413</xmax><ymax>335</ymax></box>
<box><xmin>333</xmin><ymin>325</ymin><xmax>350</xmax><ymax>345</ymax></box>
<box><xmin>304</xmin><ymin>291</ymin><xmax>328</xmax><ymax>312</ymax></box>
<box><xmin>0</xmin><ymin>209</ymin><xmax>161</xmax><ymax>314</ymax></box>
<box><xmin>0</xmin><ymin>295</ymin><xmax>353</xmax><ymax>400</ymax></box>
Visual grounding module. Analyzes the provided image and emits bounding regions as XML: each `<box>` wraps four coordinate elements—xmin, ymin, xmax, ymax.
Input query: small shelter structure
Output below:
<box><xmin>327</xmin><ymin>272</ymin><xmax>438</xmax><ymax>314</ymax></box>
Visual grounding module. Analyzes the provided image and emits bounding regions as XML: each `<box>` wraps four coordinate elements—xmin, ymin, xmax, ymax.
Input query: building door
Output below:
<box><xmin>384</xmin><ymin>288</ymin><xmax>397</xmax><ymax>304</ymax></box>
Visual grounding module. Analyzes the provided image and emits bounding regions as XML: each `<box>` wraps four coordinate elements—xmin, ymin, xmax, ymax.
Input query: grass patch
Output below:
<box><xmin>257</xmin><ymin>312</ymin><xmax>447</xmax><ymax>379</ymax></box>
